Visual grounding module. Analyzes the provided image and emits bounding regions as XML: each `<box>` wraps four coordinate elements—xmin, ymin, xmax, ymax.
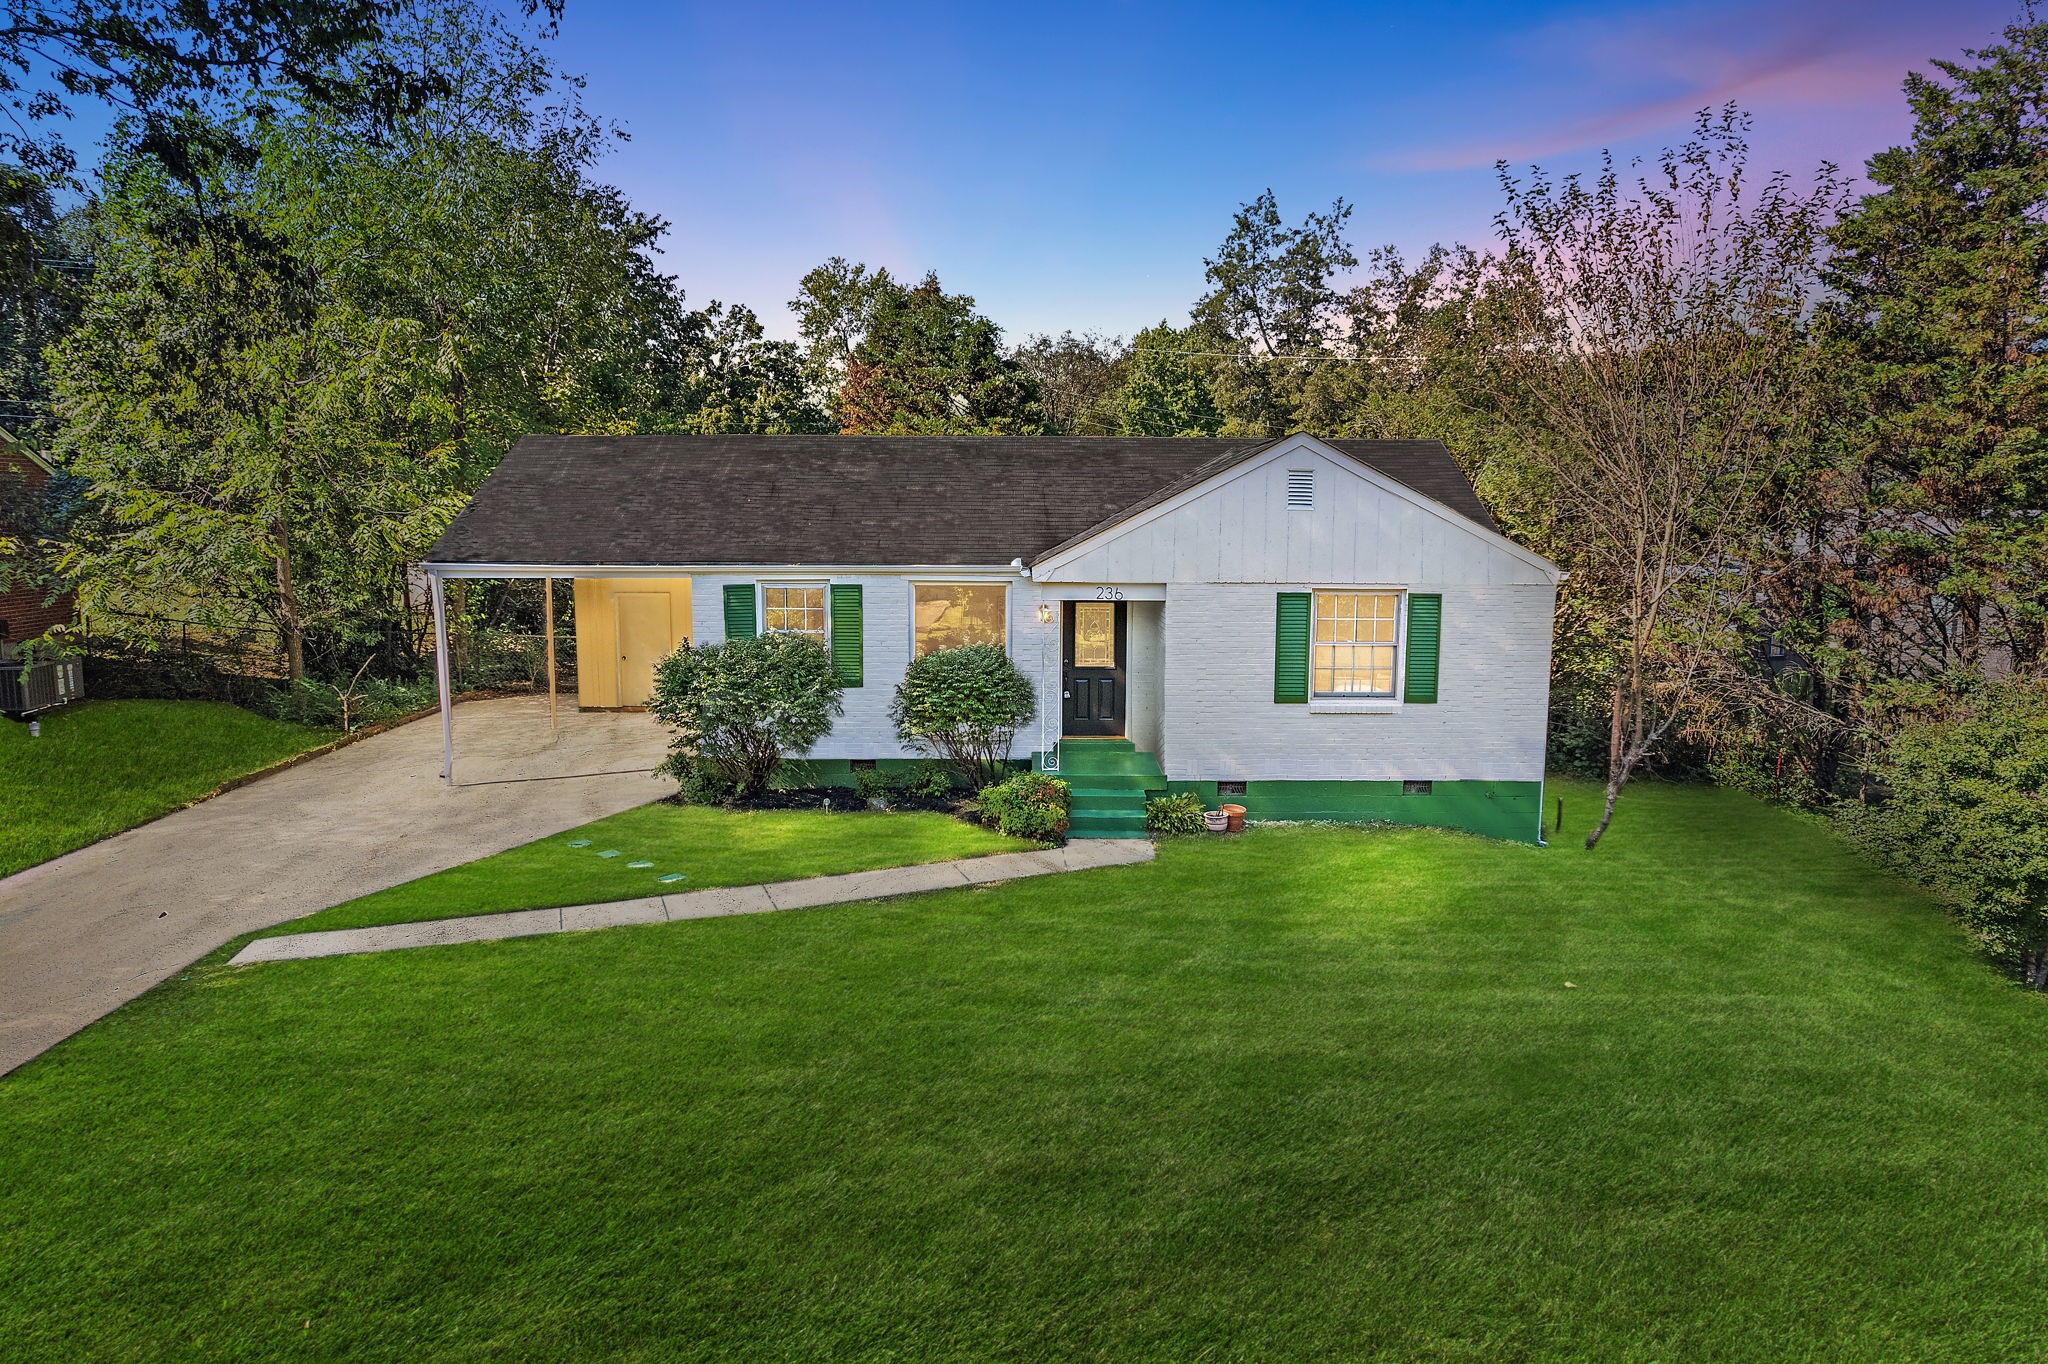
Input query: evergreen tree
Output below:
<box><xmin>1821</xmin><ymin>15</ymin><xmax>2048</xmax><ymax>680</ymax></box>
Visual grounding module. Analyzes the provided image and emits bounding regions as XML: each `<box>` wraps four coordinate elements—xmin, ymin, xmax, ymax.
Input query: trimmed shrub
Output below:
<box><xmin>1837</xmin><ymin>679</ymin><xmax>2048</xmax><ymax>986</ymax></box>
<box><xmin>977</xmin><ymin>771</ymin><xmax>1070</xmax><ymax>842</ymax></box>
<box><xmin>890</xmin><ymin>643</ymin><xmax>1037</xmax><ymax>790</ymax></box>
<box><xmin>648</xmin><ymin>633</ymin><xmax>845</xmax><ymax>801</ymax></box>
<box><xmin>1145</xmin><ymin>792</ymin><xmax>1207</xmax><ymax>837</ymax></box>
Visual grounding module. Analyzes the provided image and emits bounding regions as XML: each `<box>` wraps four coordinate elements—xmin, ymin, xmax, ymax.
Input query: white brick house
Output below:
<box><xmin>424</xmin><ymin>432</ymin><xmax>1561</xmax><ymax>842</ymax></box>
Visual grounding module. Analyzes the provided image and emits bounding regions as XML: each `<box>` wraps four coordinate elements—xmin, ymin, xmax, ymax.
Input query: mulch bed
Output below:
<box><xmin>664</xmin><ymin>787</ymin><xmax>980</xmax><ymax>820</ymax></box>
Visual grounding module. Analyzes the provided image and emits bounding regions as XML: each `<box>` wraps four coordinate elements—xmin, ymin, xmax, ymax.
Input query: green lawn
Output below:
<box><xmin>0</xmin><ymin>699</ymin><xmax>333</xmax><ymax>878</ymax></box>
<box><xmin>269</xmin><ymin>802</ymin><xmax>1031</xmax><ymax>937</ymax></box>
<box><xmin>6</xmin><ymin>779</ymin><xmax>2048</xmax><ymax>1360</ymax></box>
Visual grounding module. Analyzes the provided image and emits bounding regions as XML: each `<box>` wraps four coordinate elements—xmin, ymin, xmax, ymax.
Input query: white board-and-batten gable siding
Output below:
<box><xmin>1032</xmin><ymin>434</ymin><xmax>1557</xmax><ymax>588</ymax></box>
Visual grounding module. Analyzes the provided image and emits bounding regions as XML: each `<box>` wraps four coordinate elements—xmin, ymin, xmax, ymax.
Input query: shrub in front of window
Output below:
<box><xmin>889</xmin><ymin>643</ymin><xmax>1036</xmax><ymax>789</ymax></box>
<box><xmin>648</xmin><ymin>633</ymin><xmax>845</xmax><ymax>801</ymax></box>
<box><xmin>1144</xmin><ymin>792</ymin><xmax>1207</xmax><ymax>837</ymax></box>
<box><xmin>976</xmin><ymin>771</ymin><xmax>1070</xmax><ymax>842</ymax></box>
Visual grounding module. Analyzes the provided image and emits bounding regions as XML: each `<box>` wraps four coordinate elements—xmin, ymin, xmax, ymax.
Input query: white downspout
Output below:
<box><xmin>431</xmin><ymin>569</ymin><xmax>454</xmax><ymax>784</ymax></box>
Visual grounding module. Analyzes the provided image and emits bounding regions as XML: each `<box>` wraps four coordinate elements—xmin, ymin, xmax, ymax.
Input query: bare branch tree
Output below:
<box><xmin>1473</xmin><ymin>106</ymin><xmax>1850</xmax><ymax>847</ymax></box>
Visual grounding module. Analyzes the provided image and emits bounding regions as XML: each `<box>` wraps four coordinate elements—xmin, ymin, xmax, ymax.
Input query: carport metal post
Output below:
<box><xmin>544</xmin><ymin>576</ymin><xmax>558</xmax><ymax>728</ymax></box>
<box><xmin>430</xmin><ymin>568</ymin><xmax>454</xmax><ymax>783</ymax></box>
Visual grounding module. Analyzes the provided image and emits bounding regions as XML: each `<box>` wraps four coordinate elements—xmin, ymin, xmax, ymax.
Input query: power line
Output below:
<box><xmin>1125</xmin><ymin>345</ymin><xmax>1353</xmax><ymax>363</ymax></box>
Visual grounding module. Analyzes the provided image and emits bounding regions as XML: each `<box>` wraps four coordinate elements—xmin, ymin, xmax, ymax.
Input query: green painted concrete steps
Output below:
<box><xmin>1042</xmin><ymin>739</ymin><xmax>1166</xmax><ymax>839</ymax></box>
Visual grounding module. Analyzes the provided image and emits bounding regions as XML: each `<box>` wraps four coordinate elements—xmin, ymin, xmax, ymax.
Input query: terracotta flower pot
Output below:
<box><xmin>1220</xmin><ymin>803</ymin><xmax>1247</xmax><ymax>833</ymax></box>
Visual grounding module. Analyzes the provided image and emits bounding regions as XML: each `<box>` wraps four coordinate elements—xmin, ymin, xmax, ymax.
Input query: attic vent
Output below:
<box><xmin>1285</xmin><ymin>469</ymin><xmax>1315</xmax><ymax>507</ymax></box>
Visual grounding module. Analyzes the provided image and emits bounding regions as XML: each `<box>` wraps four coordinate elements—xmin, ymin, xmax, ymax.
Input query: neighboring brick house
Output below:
<box><xmin>0</xmin><ymin>434</ymin><xmax>76</xmax><ymax>650</ymax></box>
<box><xmin>422</xmin><ymin>432</ymin><xmax>1561</xmax><ymax>843</ymax></box>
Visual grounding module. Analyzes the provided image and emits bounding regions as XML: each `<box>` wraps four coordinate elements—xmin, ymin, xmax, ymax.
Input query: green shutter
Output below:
<box><xmin>1404</xmin><ymin>593</ymin><xmax>1442</xmax><ymax>703</ymax></box>
<box><xmin>829</xmin><ymin>584</ymin><xmax>863</xmax><ymax>686</ymax></box>
<box><xmin>723</xmin><ymin>583</ymin><xmax>756</xmax><ymax>640</ymax></box>
<box><xmin>1274</xmin><ymin>592</ymin><xmax>1310</xmax><ymax>703</ymax></box>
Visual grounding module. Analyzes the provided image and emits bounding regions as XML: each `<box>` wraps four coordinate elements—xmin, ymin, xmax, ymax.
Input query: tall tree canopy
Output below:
<box><xmin>1013</xmin><ymin>330</ymin><xmax>1126</xmax><ymax>435</ymax></box>
<box><xmin>833</xmin><ymin>272</ymin><xmax>1042</xmax><ymax>435</ymax></box>
<box><xmin>1814</xmin><ymin>15</ymin><xmax>2048</xmax><ymax>688</ymax></box>
<box><xmin>47</xmin><ymin>2</ymin><xmax>803</xmax><ymax>677</ymax></box>
<box><xmin>1114</xmin><ymin>322</ymin><xmax>1221</xmax><ymax>437</ymax></box>
<box><xmin>1190</xmin><ymin>190</ymin><xmax>1358</xmax><ymax>436</ymax></box>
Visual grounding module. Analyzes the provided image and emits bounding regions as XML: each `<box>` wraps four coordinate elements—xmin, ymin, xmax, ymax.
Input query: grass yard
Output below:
<box><xmin>269</xmin><ymin>802</ymin><xmax>1030</xmax><ymax>937</ymax></box>
<box><xmin>7</xmin><ymin>779</ymin><xmax>2048</xmax><ymax>1360</ymax></box>
<box><xmin>0</xmin><ymin>699</ymin><xmax>333</xmax><ymax>878</ymax></box>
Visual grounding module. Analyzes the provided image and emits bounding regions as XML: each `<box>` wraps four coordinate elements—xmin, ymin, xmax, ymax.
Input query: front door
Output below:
<box><xmin>613</xmin><ymin>591</ymin><xmax>672</xmax><ymax>707</ymax></box>
<box><xmin>1063</xmin><ymin>600</ymin><xmax>1126</xmax><ymax>736</ymax></box>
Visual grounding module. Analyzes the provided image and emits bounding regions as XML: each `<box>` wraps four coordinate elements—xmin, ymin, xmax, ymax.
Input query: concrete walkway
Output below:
<box><xmin>230</xmin><ymin>840</ymin><xmax>1155</xmax><ymax>965</ymax></box>
<box><xmin>0</xmin><ymin>696</ymin><xmax>668</xmax><ymax>1076</ymax></box>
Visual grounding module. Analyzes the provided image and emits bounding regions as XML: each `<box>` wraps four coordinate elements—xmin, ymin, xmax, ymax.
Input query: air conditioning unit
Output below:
<box><xmin>0</xmin><ymin>655</ymin><xmax>85</xmax><ymax>718</ymax></box>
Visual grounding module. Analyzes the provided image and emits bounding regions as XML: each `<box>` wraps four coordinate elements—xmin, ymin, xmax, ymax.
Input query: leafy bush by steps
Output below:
<box><xmin>977</xmin><ymin>771</ymin><xmax>1070</xmax><ymax>842</ymax></box>
<box><xmin>1145</xmin><ymin>792</ymin><xmax>1207</xmax><ymax>837</ymax></box>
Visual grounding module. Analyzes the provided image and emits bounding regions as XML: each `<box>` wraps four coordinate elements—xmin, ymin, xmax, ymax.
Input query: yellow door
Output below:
<box><xmin>613</xmin><ymin>592</ymin><xmax>672</xmax><ymax>707</ymax></box>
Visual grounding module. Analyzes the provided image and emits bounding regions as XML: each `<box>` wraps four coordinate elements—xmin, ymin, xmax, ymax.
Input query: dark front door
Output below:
<box><xmin>1063</xmin><ymin>600</ymin><xmax>1126</xmax><ymax>736</ymax></box>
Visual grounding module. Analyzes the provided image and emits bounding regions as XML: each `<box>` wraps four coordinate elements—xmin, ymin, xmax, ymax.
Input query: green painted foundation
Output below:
<box><xmin>785</xmin><ymin>755</ymin><xmax>1543</xmax><ymax>846</ymax></box>
<box><xmin>1161</xmin><ymin>777</ymin><xmax>1545</xmax><ymax>845</ymax></box>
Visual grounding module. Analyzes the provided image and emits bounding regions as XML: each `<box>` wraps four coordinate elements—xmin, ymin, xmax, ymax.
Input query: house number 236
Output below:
<box><xmin>1093</xmin><ymin>587</ymin><xmax>1125</xmax><ymax>601</ymax></box>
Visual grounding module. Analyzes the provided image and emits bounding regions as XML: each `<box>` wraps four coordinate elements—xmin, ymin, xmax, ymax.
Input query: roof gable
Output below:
<box><xmin>1031</xmin><ymin>434</ymin><xmax>1560</xmax><ymax>586</ymax></box>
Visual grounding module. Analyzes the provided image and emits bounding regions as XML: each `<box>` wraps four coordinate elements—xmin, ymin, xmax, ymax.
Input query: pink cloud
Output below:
<box><xmin>1392</xmin><ymin>0</ymin><xmax>2009</xmax><ymax>172</ymax></box>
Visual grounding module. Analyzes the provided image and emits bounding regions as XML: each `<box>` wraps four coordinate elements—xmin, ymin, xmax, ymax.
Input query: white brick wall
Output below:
<box><xmin>672</xmin><ymin>435</ymin><xmax>1557</xmax><ymax>778</ymax></box>
<box><xmin>1161</xmin><ymin>581</ymin><xmax>1555</xmax><ymax>783</ymax></box>
<box><xmin>692</xmin><ymin>571</ymin><xmax>1058</xmax><ymax>761</ymax></box>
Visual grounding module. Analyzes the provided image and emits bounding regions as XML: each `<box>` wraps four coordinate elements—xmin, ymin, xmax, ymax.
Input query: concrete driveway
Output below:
<box><xmin>0</xmin><ymin>696</ymin><xmax>669</xmax><ymax>1077</ymax></box>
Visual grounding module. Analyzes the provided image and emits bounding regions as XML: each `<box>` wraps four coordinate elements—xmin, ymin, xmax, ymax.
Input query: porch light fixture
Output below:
<box><xmin>1036</xmin><ymin>603</ymin><xmax>1053</xmax><ymax>625</ymax></box>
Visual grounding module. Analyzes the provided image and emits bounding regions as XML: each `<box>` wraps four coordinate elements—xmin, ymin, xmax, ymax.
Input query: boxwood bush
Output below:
<box><xmin>648</xmin><ymin>634</ymin><xmax>844</xmax><ymax>801</ymax></box>
<box><xmin>891</xmin><ymin>643</ymin><xmax>1037</xmax><ymax>789</ymax></box>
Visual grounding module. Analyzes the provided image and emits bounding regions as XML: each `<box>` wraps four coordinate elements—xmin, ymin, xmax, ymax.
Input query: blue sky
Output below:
<box><xmin>61</xmin><ymin>0</ymin><xmax>2017</xmax><ymax>341</ymax></box>
<box><xmin>546</xmin><ymin>0</ymin><xmax>2012</xmax><ymax>341</ymax></box>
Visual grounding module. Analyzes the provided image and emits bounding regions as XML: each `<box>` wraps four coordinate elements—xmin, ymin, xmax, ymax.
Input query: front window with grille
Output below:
<box><xmin>762</xmin><ymin>584</ymin><xmax>827</xmax><ymax>644</ymax></box>
<box><xmin>1313</xmin><ymin>591</ymin><xmax>1400</xmax><ymax>697</ymax></box>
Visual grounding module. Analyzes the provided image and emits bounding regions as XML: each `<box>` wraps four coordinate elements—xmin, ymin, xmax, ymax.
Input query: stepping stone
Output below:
<box><xmin>627</xmin><ymin>860</ymin><xmax>653</xmax><ymax>869</ymax></box>
<box><xmin>567</xmin><ymin>839</ymin><xmax>592</xmax><ymax>848</ymax></box>
<box><xmin>657</xmin><ymin>873</ymin><xmax>687</xmax><ymax>884</ymax></box>
<box><xmin>598</xmin><ymin>850</ymin><xmax>621</xmax><ymax>859</ymax></box>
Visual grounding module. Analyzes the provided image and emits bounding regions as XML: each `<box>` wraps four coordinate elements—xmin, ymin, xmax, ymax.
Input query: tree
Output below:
<box><xmin>789</xmin><ymin>256</ymin><xmax>899</xmax><ymax>375</ymax></box>
<box><xmin>1473</xmin><ymin>107</ymin><xmax>1849</xmax><ymax>847</ymax></box>
<box><xmin>1192</xmin><ymin>190</ymin><xmax>1358</xmax><ymax>436</ymax></box>
<box><xmin>649</xmin><ymin>633</ymin><xmax>846</xmax><ymax>801</ymax></box>
<box><xmin>836</xmin><ymin>272</ymin><xmax>1043</xmax><ymax>434</ymax></box>
<box><xmin>1115</xmin><ymin>322</ymin><xmax>1222</xmax><ymax>437</ymax></box>
<box><xmin>890</xmin><ymin>643</ymin><xmax>1036</xmax><ymax>789</ymax></box>
<box><xmin>657</xmin><ymin>302</ymin><xmax>832</xmax><ymax>435</ymax></box>
<box><xmin>1013</xmin><ymin>330</ymin><xmax>1126</xmax><ymax>434</ymax></box>
<box><xmin>1812</xmin><ymin>14</ymin><xmax>2048</xmax><ymax>687</ymax></box>
<box><xmin>0</xmin><ymin>173</ymin><xmax>90</xmax><ymax>439</ymax></box>
<box><xmin>0</xmin><ymin>0</ymin><xmax>561</xmax><ymax>184</ymax></box>
<box><xmin>49</xmin><ymin>3</ymin><xmax>688</xmax><ymax>678</ymax></box>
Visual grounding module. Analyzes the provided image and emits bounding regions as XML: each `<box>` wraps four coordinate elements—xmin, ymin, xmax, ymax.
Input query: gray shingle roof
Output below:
<box><xmin>424</xmin><ymin>434</ymin><xmax>1498</xmax><ymax>569</ymax></box>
